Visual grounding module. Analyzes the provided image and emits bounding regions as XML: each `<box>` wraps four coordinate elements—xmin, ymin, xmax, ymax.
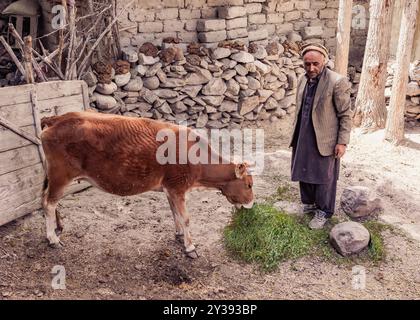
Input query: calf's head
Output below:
<box><xmin>221</xmin><ymin>163</ymin><xmax>254</xmax><ymax>209</ymax></box>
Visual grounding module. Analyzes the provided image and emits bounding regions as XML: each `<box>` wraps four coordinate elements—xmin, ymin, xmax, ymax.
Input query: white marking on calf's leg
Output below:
<box><xmin>174</xmin><ymin>202</ymin><xmax>196</xmax><ymax>254</ymax></box>
<box><xmin>165</xmin><ymin>190</ymin><xmax>198</xmax><ymax>258</ymax></box>
<box><xmin>164</xmin><ymin>188</ymin><xmax>184</xmax><ymax>239</ymax></box>
<box><xmin>45</xmin><ymin>201</ymin><xmax>62</xmax><ymax>246</ymax></box>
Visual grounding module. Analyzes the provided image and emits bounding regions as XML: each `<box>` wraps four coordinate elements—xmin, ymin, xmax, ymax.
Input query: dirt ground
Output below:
<box><xmin>1</xmin><ymin>115</ymin><xmax>420</xmax><ymax>300</ymax></box>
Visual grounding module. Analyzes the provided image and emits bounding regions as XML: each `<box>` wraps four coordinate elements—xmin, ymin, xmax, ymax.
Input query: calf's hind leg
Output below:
<box><xmin>42</xmin><ymin>171</ymin><xmax>73</xmax><ymax>248</ymax></box>
<box><xmin>166</xmin><ymin>191</ymin><xmax>198</xmax><ymax>259</ymax></box>
<box><xmin>165</xmin><ymin>194</ymin><xmax>184</xmax><ymax>243</ymax></box>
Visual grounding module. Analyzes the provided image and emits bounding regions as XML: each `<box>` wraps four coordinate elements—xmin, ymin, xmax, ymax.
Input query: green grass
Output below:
<box><xmin>223</xmin><ymin>203</ymin><xmax>388</xmax><ymax>272</ymax></box>
<box><xmin>363</xmin><ymin>220</ymin><xmax>389</xmax><ymax>263</ymax></box>
<box><xmin>223</xmin><ymin>204</ymin><xmax>313</xmax><ymax>271</ymax></box>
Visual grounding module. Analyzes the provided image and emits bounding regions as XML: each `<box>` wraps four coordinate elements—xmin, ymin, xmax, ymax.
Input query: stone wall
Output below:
<box><xmin>117</xmin><ymin>0</ymin><xmax>340</xmax><ymax>53</ymax></box>
<box><xmin>86</xmin><ymin>41</ymin><xmax>303</xmax><ymax>129</ymax></box>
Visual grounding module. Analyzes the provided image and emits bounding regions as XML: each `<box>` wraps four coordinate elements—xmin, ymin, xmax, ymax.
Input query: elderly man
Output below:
<box><xmin>290</xmin><ymin>43</ymin><xmax>353</xmax><ymax>229</ymax></box>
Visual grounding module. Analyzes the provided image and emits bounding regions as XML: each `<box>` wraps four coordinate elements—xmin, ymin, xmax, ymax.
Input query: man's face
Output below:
<box><xmin>303</xmin><ymin>51</ymin><xmax>326</xmax><ymax>79</ymax></box>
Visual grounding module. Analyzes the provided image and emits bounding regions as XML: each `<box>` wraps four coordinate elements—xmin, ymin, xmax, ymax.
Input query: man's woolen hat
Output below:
<box><xmin>301</xmin><ymin>43</ymin><xmax>329</xmax><ymax>59</ymax></box>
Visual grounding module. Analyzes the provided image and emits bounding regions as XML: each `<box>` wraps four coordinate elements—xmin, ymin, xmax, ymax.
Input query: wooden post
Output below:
<box><xmin>58</xmin><ymin>0</ymin><xmax>68</xmax><ymax>70</ymax></box>
<box><xmin>30</xmin><ymin>90</ymin><xmax>47</xmax><ymax>169</ymax></box>
<box><xmin>65</xmin><ymin>1</ymin><xmax>76</xmax><ymax>80</ymax></box>
<box><xmin>385</xmin><ymin>0</ymin><xmax>419</xmax><ymax>144</ymax></box>
<box><xmin>8</xmin><ymin>23</ymin><xmax>64</xmax><ymax>79</ymax></box>
<box><xmin>23</xmin><ymin>36</ymin><xmax>35</xmax><ymax>84</ymax></box>
<box><xmin>335</xmin><ymin>0</ymin><xmax>353</xmax><ymax>76</ymax></box>
<box><xmin>354</xmin><ymin>0</ymin><xmax>395</xmax><ymax>132</ymax></box>
<box><xmin>112</xmin><ymin>0</ymin><xmax>122</xmax><ymax>58</ymax></box>
<box><xmin>8</xmin><ymin>25</ymin><xmax>47</xmax><ymax>82</ymax></box>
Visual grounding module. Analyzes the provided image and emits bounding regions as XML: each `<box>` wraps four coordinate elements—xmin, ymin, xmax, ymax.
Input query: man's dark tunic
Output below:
<box><xmin>291</xmin><ymin>70</ymin><xmax>339</xmax><ymax>217</ymax></box>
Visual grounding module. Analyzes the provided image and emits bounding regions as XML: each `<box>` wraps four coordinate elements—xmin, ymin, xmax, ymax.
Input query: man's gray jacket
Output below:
<box><xmin>289</xmin><ymin>68</ymin><xmax>353</xmax><ymax>156</ymax></box>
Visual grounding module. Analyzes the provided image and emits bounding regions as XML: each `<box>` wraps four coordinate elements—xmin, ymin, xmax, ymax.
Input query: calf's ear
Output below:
<box><xmin>235</xmin><ymin>163</ymin><xmax>248</xmax><ymax>179</ymax></box>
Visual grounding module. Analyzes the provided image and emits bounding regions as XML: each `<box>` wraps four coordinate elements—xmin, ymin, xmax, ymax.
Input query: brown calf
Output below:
<box><xmin>40</xmin><ymin>112</ymin><xmax>254</xmax><ymax>258</ymax></box>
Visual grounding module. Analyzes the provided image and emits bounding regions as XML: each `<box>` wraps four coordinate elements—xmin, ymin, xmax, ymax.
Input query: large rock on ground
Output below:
<box><xmin>340</xmin><ymin>186</ymin><xmax>383</xmax><ymax>219</ymax></box>
<box><xmin>329</xmin><ymin>222</ymin><xmax>370</xmax><ymax>256</ymax></box>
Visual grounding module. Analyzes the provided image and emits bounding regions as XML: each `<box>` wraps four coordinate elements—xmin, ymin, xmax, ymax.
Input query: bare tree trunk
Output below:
<box><xmin>354</xmin><ymin>0</ymin><xmax>395</xmax><ymax>132</ymax></box>
<box><xmin>335</xmin><ymin>0</ymin><xmax>353</xmax><ymax>76</ymax></box>
<box><xmin>385</xmin><ymin>0</ymin><xmax>419</xmax><ymax>144</ymax></box>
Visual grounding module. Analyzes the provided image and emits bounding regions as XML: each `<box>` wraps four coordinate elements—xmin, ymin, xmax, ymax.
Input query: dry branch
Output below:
<box><xmin>9</xmin><ymin>23</ymin><xmax>58</xmax><ymax>81</ymax></box>
<box><xmin>78</xmin><ymin>0</ymin><xmax>135</xmax><ymax>79</ymax></box>
<box><xmin>0</xmin><ymin>36</ymin><xmax>26</xmax><ymax>77</ymax></box>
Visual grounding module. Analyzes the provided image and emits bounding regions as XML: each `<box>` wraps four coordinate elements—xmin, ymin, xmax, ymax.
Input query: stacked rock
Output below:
<box><xmin>348</xmin><ymin>60</ymin><xmax>420</xmax><ymax>127</ymax></box>
<box><xmin>85</xmin><ymin>40</ymin><xmax>304</xmax><ymax>129</ymax></box>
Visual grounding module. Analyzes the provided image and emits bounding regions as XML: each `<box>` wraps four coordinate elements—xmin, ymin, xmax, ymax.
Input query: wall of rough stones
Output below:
<box><xmin>86</xmin><ymin>41</ymin><xmax>303</xmax><ymax>129</ymax></box>
<box><xmin>117</xmin><ymin>0</ymin><xmax>340</xmax><ymax>53</ymax></box>
<box><xmin>86</xmin><ymin>0</ymin><xmax>418</xmax><ymax>128</ymax></box>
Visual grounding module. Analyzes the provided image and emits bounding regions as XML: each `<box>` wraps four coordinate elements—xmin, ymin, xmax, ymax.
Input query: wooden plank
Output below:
<box><xmin>30</xmin><ymin>90</ymin><xmax>46</xmax><ymax>169</ymax></box>
<box><xmin>36</xmin><ymin>81</ymin><xmax>87</xmax><ymax>101</ymax></box>
<box><xmin>2</xmin><ymin>182</ymin><xmax>43</xmax><ymax>212</ymax></box>
<box><xmin>0</xmin><ymin>94</ymin><xmax>84</xmax><ymax>127</ymax></box>
<box><xmin>0</xmin><ymin>101</ymin><xmax>33</xmax><ymax>128</ymax></box>
<box><xmin>0</xmin><ymin>125</ymin><xmax>36</xmax><ymax>153</ymax></box>
<box><xmin>0</xmin><ymin>181</ymin><xmax>91</xmax><ymax>227</ymax></box>
<box><xmin>0</xmin><ymin>80</ymin><xmax>91</xmax><ymax>227</ymax></box>
<box><xmin>0</xmin><ymin>84</ymin><xmax>32</xmax><ymax>107</ymax></box>
<box><xmin>0</xmin><ymin>145</ymin><xmax>40</xmax><ymax>176</ymax></box>
<box><xmin>0</xmin><ymin>163</ymin><xmax>44</xmax><ymax>199</ymax></box>
<box><xmin>0</xmin><ymin>198</ymin><xmax>41</xmax><ymax>227</ymax></box>
<box><xmin>38</xmin><ymin>94</ymin><xmax>85</xmax><ymax>116</ymax></box>
<box><xmin>0</xmin><ymin>114</ymin><xmax>41</xmax><ymax>145</ymax></box>
<box><xmin>0</xmin><ymin>81</ymin><xmax>86</xmax><ymax>108</ymax></box>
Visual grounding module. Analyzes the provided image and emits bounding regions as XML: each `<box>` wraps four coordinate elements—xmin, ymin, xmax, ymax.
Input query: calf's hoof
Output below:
<box><xmin>48</xmin><ymin>239</ymin><xmax>64</xmax><ymax>249</ymax></box>
<box><xmin>186</xmin><ymin>249</ymin><xmax>199</xmax><ymax>259</ymax></box>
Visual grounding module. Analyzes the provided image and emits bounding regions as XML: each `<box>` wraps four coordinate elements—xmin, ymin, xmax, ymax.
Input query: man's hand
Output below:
<box><xmin>335</xmin><ymin>144</ymin><xmax>347</xmax><ymax>159</ymax></box>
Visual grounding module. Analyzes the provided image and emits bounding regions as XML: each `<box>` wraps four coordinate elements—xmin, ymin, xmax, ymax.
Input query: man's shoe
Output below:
<box><xmin>303</xmin><ymin>204</ymin><xmax>317</xmax><ymax>214</ymax></box>
<box><xmin>309</xmin><ymin>210</ymin><xmax>328</xmax><ymax>230</ymax></box>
